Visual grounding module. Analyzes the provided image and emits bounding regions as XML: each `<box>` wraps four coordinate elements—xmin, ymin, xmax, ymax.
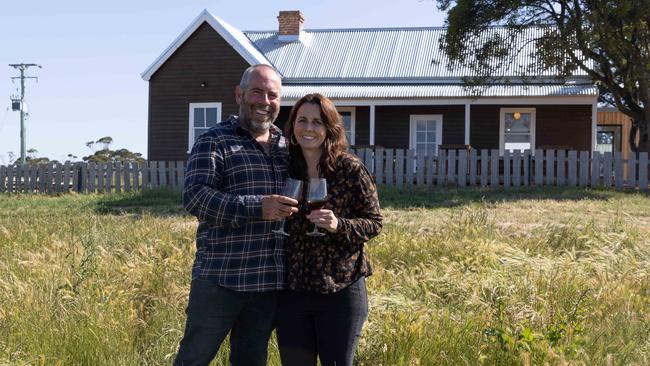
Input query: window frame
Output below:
<box><xmin>499</xmin><ymin>107</ymin><xmax>536</xmax><ymax>154</ymax></box>
<box><xmin>409</xmin><ymin>114</ymin><xmax>443</xmax><ymax>156</ymax></box>
<box><xmin>188</xmin><ymin>102</ymin><xmax>222</xmax><ymax>152</ymax></box>
<box><xmin>337</xmin><ymin>107</ymin><xmax>356</xmax><ymax>146</ymax></box>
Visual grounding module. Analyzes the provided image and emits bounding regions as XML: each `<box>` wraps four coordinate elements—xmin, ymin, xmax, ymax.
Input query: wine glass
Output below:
<box><xmin>272</xmin><ymin>178</ymin><xmax>304</xmax><ymax>237</ymax></box>
<box><xmin>306</xmin><ymin>178</ymin><xmax>327</xmax><ymax>237</ymax></box>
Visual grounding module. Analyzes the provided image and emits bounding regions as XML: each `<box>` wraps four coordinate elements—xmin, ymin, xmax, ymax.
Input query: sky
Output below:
<box><xmin>0</xmin><ymin>0</ymin><xmax>447</xmax><ymax>164</ymax></box>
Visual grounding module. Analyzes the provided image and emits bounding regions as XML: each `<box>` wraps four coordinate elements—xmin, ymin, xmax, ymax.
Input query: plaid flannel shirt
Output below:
<box><xmin>183</xmin><ymin>115</ymin><xmax>288</xmax><ymax>292</ymax></box>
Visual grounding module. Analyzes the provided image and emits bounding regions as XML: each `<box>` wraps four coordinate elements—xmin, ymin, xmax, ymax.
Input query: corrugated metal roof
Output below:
<box><xmin>245</xmin><ymin>27</ymin><xmax>589</xmax><ymax>82</ymax></box>
<box><xmin>279</xmin><ymin>84</ymin><xmax>597</xmax><ymax>100</ymax></box>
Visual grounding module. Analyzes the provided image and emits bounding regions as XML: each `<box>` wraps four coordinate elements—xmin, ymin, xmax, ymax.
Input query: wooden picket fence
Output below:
<box><xmin>0</xmin><ymin>149</ymin><xmax>648</xmax><ymax>194</ymax></box>
<box><xmin>0</xmin><ymin>161</ymin><xmax>185</xmax><ymax>194</ymax></box>
<box><xmin>348</xmin><ymin>148</ymin><xmax>649</xmax><ymax>191</ymax></box>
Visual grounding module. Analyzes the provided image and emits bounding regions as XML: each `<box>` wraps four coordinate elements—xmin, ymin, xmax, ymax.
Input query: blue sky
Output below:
<box><xmin>0</xmin><ymin>0</ymin><xmax>446</xmax><ymax>164</ymax></box>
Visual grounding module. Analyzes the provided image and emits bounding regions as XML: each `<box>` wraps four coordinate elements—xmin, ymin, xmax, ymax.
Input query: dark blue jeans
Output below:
<box><xmin>173</xmin><ymin>278</ymin><xmax>277</xmax><ymax>366</ymax></box>
<box><xmin>275</xmin><ymin>277</ymin><xmax>369</xmax><ymax>366</ymax></box>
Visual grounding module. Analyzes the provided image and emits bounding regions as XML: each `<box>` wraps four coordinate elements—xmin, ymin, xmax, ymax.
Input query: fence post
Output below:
<box><xmin>627</xmin><ymin>153</ymin><xmax>637</xmax><ymax>189</ymax></box>
<box><xmin>406</xmin><ymin>150</ymin><xmax>415</xmax><ymax>188</ymax></box>
<box><xmin>395</xmin><ymin>149</ymin><xmax>404</xmax><ymax>188</ymax></box>
<box><xmin>385</xmin><ymin>149</ymin><xmax>394</xmax><ymax>187</ymax></box>
<box><xmin>534</xmin><ymin>149</ymin><xmax>544</xmax><ymax>187</ymax></box>
<box><xmin>416</xmin><ymin>153</ymin><xmax>425</xmax><ymax>186</ymax></box>
<box><xmin>567</xmin><ymin>150</ymin><xmax>577</xmax><ymax>187</ymax></box>
<box><xmin>614</xmin><ymin>152</ymin><xmax>624</xmax><ymax>189</ymax></box>
<box><xmin>512</xmin><ymin>150</ymin><xmax>521</xmax><ymax>187</ymax></box>
<box><xmin>469</xmin><ymin>149</ymin><xmax>477</xmax><ymax>186</ymax></box>
<box><xmin>545</xmin><ymin>149</ymin><xmax>555</xmax><ymax>186</ymax></box>
<box><xmin>603</xmin><ymin>152</ymin><xmax>613</xmax><ymax>187</ymax></box>
<box><xmin>124</xmin><ymin>162</ymin><xmax>132</xmax><ymax>192</ymax></box>
<box><xmin>639</xmin><ymin>152</ymin><xmax>648</xmax><ymax>191</ymax></box>
<box><xmin>556</xmin><ymin>150</ymin><xmax>566</xmax><ymax>186</ymax></box>
<box><xmin>490</xmin><ymin>149</ymin><xmax>499</xmax><ymax>187</ymax></box>
<box><xmin>591</xmin><ymin>151</ymin><xmax>601</xmax><ymax>187</ymax></box>
<box><xmin>458</xmin><ymin>149</ymin><xmax>467</xmax><ymax>187</ymax></box>
<box><xmin>438</xmin><ymin>149</ymin><xmax>447</xmax><ymax>186</ymax></box>
<box><xmin>480</xmin><ymin>150</ymin><xmax>488</xmax><ymax>187</ymax></box>
<box><xmin>0</xmin><ymin>165</ymin><xmax>5</xmax><ymax>193</ymax></box>
<box><xmin>447</xmin><ymin>150</ymin><xmax>457</xmax><ymax>185</ymax></box>
<box><xmin>503</xmin><ymin>150</ymin><xmax>511</xmax><ymax>188</ymax></box>
<box><xmin>374</xmin><ymin>148</ymin><xmax>384</xmax><ymax>185</ymax></box>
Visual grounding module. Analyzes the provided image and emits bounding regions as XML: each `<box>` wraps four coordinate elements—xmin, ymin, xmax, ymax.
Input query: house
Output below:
<box><xmin>141</xmin><ymin>10</ymin><xmax>598</xmax><ymax>161</ymax></box>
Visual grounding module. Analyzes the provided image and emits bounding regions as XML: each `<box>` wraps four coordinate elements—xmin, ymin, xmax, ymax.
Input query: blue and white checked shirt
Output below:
<box><xmin>183</xmin><ymin>115</ymin><xmax>288</xmax><ymax>292</ymax></box>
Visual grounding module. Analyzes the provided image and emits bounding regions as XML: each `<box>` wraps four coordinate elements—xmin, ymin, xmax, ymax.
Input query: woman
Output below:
<box><xmin>276</xmin><ymin>93</ymin><xmax>383</xmax><ymax>366</ymax></box>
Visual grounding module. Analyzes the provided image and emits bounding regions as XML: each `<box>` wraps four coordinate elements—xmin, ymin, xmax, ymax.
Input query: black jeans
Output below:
<box><xmin>173</xmin><ymin>278</ymin><xmax>277</xmax><ymax>366</ymax></box>
<box><xmin>275</xmin><ymin>278</ymin><xmax>369</xmax><ymax>366</ymax></box>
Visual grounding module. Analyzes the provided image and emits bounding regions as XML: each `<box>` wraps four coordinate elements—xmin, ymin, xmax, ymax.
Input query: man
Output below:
<box><xmin>174</xmin><ymin>64</ymin><xmax>298</xmax><ymax>366</ymax></box>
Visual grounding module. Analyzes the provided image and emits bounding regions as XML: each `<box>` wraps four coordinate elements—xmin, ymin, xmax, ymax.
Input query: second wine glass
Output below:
<box><xmin>272</xmin><ymin>178</ymin><xmax>304</xmax><ymax>237</ymax></box>
<box><xmin>306</xmin><ymin>178</ymin><xmax>327</xmax><ymax>237</ymax></box>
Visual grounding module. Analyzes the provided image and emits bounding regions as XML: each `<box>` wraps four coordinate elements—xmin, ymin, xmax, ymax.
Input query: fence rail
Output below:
<box><xmin>0</xmin><ymin>149</ymin><xmax>649</xmax><ymax>194</ymax></box>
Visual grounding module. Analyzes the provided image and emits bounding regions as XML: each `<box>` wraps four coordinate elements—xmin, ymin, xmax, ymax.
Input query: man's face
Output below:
<box><xmin>236</xmin><ymin>67</ymin><xmax>281</xmax><ymax>134</ymax></box>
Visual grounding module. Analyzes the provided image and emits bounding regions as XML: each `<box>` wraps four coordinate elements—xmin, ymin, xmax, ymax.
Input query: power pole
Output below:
<box><xmin>9</xmin><ymin>63</ymin><xmax>42</xmax><ymax>164</ymax></box>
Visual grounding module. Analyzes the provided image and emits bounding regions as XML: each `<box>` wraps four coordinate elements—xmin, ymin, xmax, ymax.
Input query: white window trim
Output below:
<box><xmin>409</xmin><ymin>114</ymin><xmax>443</xmax><ymax>155</ymax></box>
<box><xmin>337</xmin><ymin>107</ymin><xmax>356</xmax><ymax>145</ymax></box>
<box><xmin>188</xmin><ymin>102</ymin><xmax>222</xmax><ymax>152</ymax></box>
<box><xmin>499</xmin><ymin>107</ymin><xmax>536</xmax><ymax>154</ymax></box>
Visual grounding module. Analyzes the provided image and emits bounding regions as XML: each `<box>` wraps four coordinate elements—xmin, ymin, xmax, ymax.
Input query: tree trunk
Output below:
<box><xmin>630</xmin><ymin>119</ymin><xmax>650</xmax><ymax>154</ymax></box>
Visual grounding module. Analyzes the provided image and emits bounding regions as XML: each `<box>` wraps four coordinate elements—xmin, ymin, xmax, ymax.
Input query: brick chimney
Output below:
<box><xmin>278</xmin><ymin>10</ymin><xmax>304</xmax><ymax>42</ymax></box>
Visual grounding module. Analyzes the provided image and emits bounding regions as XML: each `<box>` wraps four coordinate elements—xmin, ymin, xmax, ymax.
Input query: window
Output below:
<box><xmin>500</xmin><ymin>108</ymin><xmax>536</xmax><ymax>153</ymax></box>
<box><xmin>596</xmin><ymin>125</ymin><xmax>622</xmax><ymax>154</ymax></box>
<box><xmin>409</xmin><ymin>115</ymin><xmax>443</xmax><ymax>156</ymax></box>
<box><xmin>189</xmin><ymin>102</ymin><xmax>222</xmax><ymax>150</ymax></box>
<box><xmin>337</xmin><ymin>108</ymin><xmax>355</xmax><ymax>145</ymax></box>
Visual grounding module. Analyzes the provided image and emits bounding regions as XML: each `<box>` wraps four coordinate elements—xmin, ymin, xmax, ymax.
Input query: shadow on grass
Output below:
<box><xmin>379</xmin><ymin>185</ymin><xmax>650</xmax><ymax>210</ymax></box>
<box><xmin>94</xmin><ymin>188</ymin><xmax>187</xmax><ymax>217</ymax></box>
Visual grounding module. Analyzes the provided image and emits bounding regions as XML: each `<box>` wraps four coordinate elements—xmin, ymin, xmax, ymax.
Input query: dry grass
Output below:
<box><xmin>0</xmin><ymin>187</ymin><xmax>648</xmax><ymax>365</ymax></box>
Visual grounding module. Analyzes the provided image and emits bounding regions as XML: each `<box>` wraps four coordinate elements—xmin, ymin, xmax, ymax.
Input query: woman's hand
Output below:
<box><xmin>306</xmin><ymin>209</ymin><xmax>338</xmax><ymax>233</ymax></box>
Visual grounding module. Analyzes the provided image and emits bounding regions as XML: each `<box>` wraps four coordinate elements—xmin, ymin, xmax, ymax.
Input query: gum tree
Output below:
<box><xmin>435</xmin><ymin>0</ymin><xmax>650</xmax><ymax>153</ymax></box>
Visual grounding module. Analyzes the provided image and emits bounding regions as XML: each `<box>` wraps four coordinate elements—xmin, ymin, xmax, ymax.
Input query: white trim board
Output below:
<box><xmin>141</xmin><ymin>10</ymin><xmax>269</xmax><ymax>81</ymax></box>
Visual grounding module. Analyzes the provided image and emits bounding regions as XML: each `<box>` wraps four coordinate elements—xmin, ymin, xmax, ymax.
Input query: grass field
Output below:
<box><xmin>0</xmin><ymin>187</ymin><xmax>649</xmax><ymax>365</ymax></box>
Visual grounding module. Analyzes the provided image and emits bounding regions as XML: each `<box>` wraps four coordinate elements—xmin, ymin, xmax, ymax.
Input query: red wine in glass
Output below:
<box><xmin>306</xmin><ymin>178</ymin><xmax>327</xmax><ymax>237</ymax></box>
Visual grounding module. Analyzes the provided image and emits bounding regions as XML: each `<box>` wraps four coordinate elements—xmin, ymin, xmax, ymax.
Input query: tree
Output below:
<box><xmin>82</xmin><ymin>136</ymin><xmax>145</xmax><ymax>164</ymax></box>
<box><xmin>435</xmin><ymin>0</ymin><xmax>650</xmax><ymax>153</ymax></box>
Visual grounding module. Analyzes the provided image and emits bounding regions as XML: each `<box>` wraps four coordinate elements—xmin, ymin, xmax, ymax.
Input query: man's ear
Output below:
<box><xmin>235</xmin><ymin>85</ymin><xmax>242</xmax><ymax>105</ymax></box>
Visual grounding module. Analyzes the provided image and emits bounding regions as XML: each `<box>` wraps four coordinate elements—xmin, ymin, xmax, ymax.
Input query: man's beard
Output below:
<box><xmin>239</xmin><ymin>103</ymin><xmax>277</xmax><ymax>133</ymax></box>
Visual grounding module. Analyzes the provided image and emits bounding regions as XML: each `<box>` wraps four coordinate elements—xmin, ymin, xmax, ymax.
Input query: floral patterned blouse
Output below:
<box><xmin>285</xmin><ymin>153</ymin><xmax>383</xmax><ymax>294</ymax></box>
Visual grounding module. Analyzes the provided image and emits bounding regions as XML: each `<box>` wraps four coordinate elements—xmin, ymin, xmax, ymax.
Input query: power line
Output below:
<box><xmin>9</xmin><ymin>63</ymin><xmax>42</xmax><ymax>164</ymax></box>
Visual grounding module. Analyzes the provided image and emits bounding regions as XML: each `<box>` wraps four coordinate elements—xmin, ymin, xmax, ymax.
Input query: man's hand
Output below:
<box><xmin>262</xmin><ymin>195</ymin><xmax>299</xmax><ymax>220</ymax></box>
<box><xmin>306</xmin><ymin>209</ymin><xmax>339</xmax><ymax>233</ymax></box>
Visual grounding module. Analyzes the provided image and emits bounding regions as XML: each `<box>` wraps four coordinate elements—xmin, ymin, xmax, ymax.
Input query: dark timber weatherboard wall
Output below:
<box><xmin>470</xmin><ymin>105</ymin><xmax>592</xmax><ymax>151</ymax></box>
<box><xmin>148</xmin><ymin>22</ymin><xmax>249</xmax><ymax>161</ymax></box>
<box><xmin>373</xmin><ymin>105</ymin><xmax>466</xmax><ymax>148</ymax></box>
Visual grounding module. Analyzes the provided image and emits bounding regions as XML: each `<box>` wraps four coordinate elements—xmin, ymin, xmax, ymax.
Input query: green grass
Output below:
<box><xmin>1</xmin><ymin>187</ymin><xmax>649</xmax><ymax>365</ymax></box>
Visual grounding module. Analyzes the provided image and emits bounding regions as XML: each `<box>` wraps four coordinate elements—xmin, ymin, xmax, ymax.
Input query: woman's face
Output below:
<box><xmin>293</xmin><ymin>102</ymin><xmax>327</xmax><ymax>152</ymax></box>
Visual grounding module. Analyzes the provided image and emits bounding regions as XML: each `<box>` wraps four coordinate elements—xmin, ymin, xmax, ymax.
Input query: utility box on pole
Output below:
<box><xmin>11</xmin><ymin>98</ymin><xmax>21</xmax><ymax>111</ymax></box>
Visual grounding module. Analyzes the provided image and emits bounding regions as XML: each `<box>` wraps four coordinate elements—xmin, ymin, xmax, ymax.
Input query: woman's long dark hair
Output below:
<box><xmin>283</xmin><ymin>93</ymin><xmax>348</xmax><ymax>180</ymax></box>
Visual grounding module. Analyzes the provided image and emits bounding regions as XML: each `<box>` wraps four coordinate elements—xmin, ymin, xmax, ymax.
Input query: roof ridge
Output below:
<box><xmin>243</xmin><ymin>24</ymin><xmax>554</xmax><ymax>33</ymax></box>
